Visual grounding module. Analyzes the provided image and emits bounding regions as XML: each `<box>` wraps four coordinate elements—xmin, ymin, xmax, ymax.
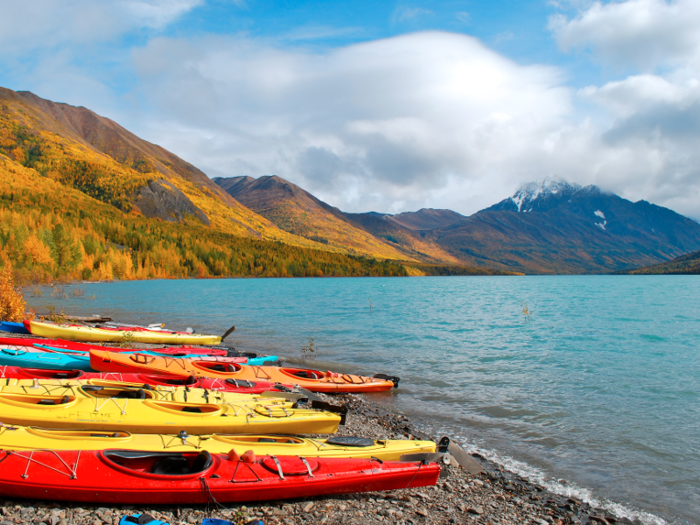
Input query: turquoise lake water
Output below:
<box><xmin>27</xmin><ymin>276</ymin><xmax>700</xmax><ymax>524</ymax></box>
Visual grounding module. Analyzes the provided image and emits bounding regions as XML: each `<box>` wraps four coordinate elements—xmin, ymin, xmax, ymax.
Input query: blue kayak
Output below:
<box><xmin>0</xmin><ymin>348</ymin><xmax>94</xmax><ymax>371</ymax></box>
<box><xmin>0</xmin><ymin>322</ymin><xmax>29</xmax><ymax>334</ymax></box>
<box><xmin>31</xmin><ymin>344</ymin><xmax>279</xmax><ymax>366</ymax></box>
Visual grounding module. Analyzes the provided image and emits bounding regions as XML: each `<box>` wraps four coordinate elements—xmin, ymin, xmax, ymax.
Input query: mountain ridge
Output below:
<box><xmin>214</xmin><ymin>175</ymin><xmax>463</xmax><ymax>264</ymax></box>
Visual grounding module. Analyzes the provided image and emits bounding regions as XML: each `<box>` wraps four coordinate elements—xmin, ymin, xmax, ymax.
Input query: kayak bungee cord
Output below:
<box><xmin>5</xmin><ymin>449</ymin><xmax>82</xmax><ymax>480</ymax></box>
<box><xmin>93</xmin><ymin>396</ymin><xmax>129</xmax><ymax>415</ymax></box>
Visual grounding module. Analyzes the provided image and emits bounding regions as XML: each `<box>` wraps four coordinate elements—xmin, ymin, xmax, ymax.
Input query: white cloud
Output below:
<box><xmin>0</xmin><ymin>0</ymin><xmax>203</xmax><ymax>54</ymax></box>
<box><xmin>456</xmin><ymin>12</ymin><xmax>470</xmax><ymax>23</ymax></box>
<box><xmin>549</xmin><ymin>0</ymin><xmax>700</xmax><ymax>218</ymax></box>
<box><xmin>392</xmin><ymin>7</ymin><xmax>434</xmax><ymax>23</ymax></box>
<box><xmin>130</xmin><ymin>31</ymin><xmax>580</xmax><ymax>214</ymax></box>
<box><xmin>549</xmin><ymin>0</ymin><xmax>700</xmax><ymax>70</ymax></box>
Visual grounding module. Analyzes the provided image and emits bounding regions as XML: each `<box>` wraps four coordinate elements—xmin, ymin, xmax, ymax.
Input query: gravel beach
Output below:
<box><xmin>0</xmin><ymin>389</ymin><xmax>641</xmax><ymax>525</ymax></box>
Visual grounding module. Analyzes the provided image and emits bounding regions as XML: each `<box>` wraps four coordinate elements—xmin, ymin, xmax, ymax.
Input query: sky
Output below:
<box><xmin>1</xmin><ymin>0</ymin><xmax>699</xmax><ymax>219</ymax></box>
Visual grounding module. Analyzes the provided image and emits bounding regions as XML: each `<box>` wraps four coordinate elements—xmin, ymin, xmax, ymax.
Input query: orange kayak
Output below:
<box><xmin>89</xmin><ymin>349</ymin><xmax>398</xmax><ymax>393</ymax></box>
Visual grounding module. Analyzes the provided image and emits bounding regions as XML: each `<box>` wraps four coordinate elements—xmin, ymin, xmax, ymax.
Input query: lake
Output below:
<box><xmin>27</xmin><ymin>275</ymin><xmax>700</xmax><ymax>524</ymax></box>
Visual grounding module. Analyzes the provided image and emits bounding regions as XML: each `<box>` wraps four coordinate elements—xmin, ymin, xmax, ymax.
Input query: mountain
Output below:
<box><xmin>0</xmin><ymin>87</ymin><xmax>413</xmax><ymax>281</ymax></box>
<box><xmin>343</xmin><ymin>212</ymin><xmax>464</xmax><ymax>265</ymax></box>
<box><xmin>616</xmin><ymin>250</ymin><xmax>700</xmax><ymax>275</ymax></box>
<box><xmin>214</xmin><ymin>175</ymin><xmax>461</xmax><ymax>264</ymax></box>
<box><xmin>0</xmin><ymin>87</ymin><xmax>330</xmax><ymax>249</ymax></box>
<box><xmin>388</xmin><ymin>209</ymin><xmax>466</xmax><ymax>231</ymax></box>
<box><xmin>425</xmin><ymin>177</ymin><xmax>700</xmax><ymax>274</ymax></box>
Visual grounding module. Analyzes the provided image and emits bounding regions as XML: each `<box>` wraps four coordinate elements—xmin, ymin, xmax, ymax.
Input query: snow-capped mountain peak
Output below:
<box><xmin>511</xmin><ymin>177</ymin><xmax>582</xmax><ymax>212</ymax></box>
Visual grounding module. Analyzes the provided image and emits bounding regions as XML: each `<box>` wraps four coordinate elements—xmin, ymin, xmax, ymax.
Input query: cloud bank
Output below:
<box><xmin>131</xmin><ymin>31</ymin><xmax>583</xmax><ymax>214</ymax></box>
<box><xmin>1</xmin><ymin>0</ymin><xmax>699</xmax><ymax>218</ymax></box>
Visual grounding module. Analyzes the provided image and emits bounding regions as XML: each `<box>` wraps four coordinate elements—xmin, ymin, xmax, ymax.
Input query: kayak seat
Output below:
<box><xmin>182</xmin><ymin>407</ymin><xmax>202</xmax><ymax>413</ymax></box>
<box><xmin>37</xmin><ymin>395</ymin><xmax>71</xmax><ymax>406</ymax></box>
<box><xmin>151</xmin><ymin>451</ymin><xmax>212</xmax><ymax>476</ymax></box>
<box><xmin>292</xmin><ymin>371</ymin><xmax>322</xmax><ymax>379</ymax></box>
<box><xmin>115</xmin><ymin>389</ymin><xmax>147</xmax><ymax>399</ymax></box>
<box><xmin>191</xmin><ymin>451</ymin><xmax>213</xmax><ymax>473</ymax></box>
<box><xmin>225</xmin><ymin>379</ymin><xmax>255</xmax><ymax>388</ymax></box>
<box><xmin>152</xmin><ymin>456</ymin><xmax>191</xmax><ymax>475</ymax></box>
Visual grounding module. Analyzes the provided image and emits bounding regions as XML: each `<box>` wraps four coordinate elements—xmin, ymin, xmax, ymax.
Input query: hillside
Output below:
<box><xmin>427</xmin><ymin>179</ymin><xmax>700</xmax><ymax>274</ymax></box>
<box><xmin>215</xmin><ymin>175</ymin><xmax>460</xmax><ymax>264</ymax></box>
<box><xmin>0</xmin><ymin>87</ymin><xmax>413</xmax><ymax>281</ymax></box>
<box><xmin>615</xmin><ymin>250</ymin><xmax>700</xmax><ymax>275</ymax></box>
<box><xmin>0</xmin><ymin>156</ymin><xmax>408</xmax><ymax>281</ymax></box>
<box><xmin>343</xmin><ymin>212</ymin><xmax>464</xmax><ymax>265</ymax></box>
<box><xmin>0</xmin><ymin>88</ymin><xmax>332</xmax><ymax>251</ymax></box>
<box><xmin>388</xmin><ymin>209</ymin><xmax>466</xmax><ymax>231</ymax></box>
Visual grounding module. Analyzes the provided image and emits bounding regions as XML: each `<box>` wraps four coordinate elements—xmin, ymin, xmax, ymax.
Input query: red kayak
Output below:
<box><xmin>0</xmin><ymin>367</ymin><xmax>293</xmax><ymax>394</ymax></box>
<box><xmin>0</xmin><ymin>337</ymin><xmax>229</xmax><ymax>356</ymax></box>
<box><xmin>0</xmin><ymin>449</ymin><xmax>440</xmax><ymax>504</ymax></box>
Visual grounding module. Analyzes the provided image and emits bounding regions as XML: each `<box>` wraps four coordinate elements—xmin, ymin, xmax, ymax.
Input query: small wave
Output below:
<box><xmin>460</xmin><ymin>441</ymin><xmax>669</xmax><ymax>525</ymax></box>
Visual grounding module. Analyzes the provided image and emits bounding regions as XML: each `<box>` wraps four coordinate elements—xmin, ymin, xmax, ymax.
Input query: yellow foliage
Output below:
<box><xmin>0</xmin><ymin>263</ymin><xmax>26</xmax><ymax>322</ymax></box>
<box><xmin>23</xmin><ymin>234</ymin><xmax>53</xmax><ymax>266</ymax></box>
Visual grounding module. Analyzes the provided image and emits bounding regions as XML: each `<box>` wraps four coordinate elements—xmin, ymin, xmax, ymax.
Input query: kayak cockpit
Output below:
<box><xmin>23</xmin><ymin>368</ymin><xmax>84</xmax><ymax>379</ymax></box>
<box><xmin>100</xmin><ymin>450</ymin><xmax>214</xmax><ymax>477</ymax></box>
<box><xmin>213</xmin><ymin>434</ymin><xmax>304</xmax><ymax>445</ymax></box>
<box><xmin>80</xmin><ymin>385</ymin><xmax>155</xmax><ymax>400</ymax></box>
<box><xmin>280</xmin><ymin>368</ymin><xmax>326</xmax><ymax>381</ymax></box>
<box><xmin>0</xmin><ymin>393</ymin><xmax>76</xmax><ymax>407</ymax></box>
<box><xmin>27</xmin><ymin>427</ymin><xmax>132</xmax><ymax>441</ymax></box>
<box><xmin>141</xmin><ymin>374</ymin><xmax>198</xmax><ymax>386</ymax></box>
<box><xmin>192</xmin><ymin>362</ymin><xmax>242</xmax><ymax>374</ymax></box>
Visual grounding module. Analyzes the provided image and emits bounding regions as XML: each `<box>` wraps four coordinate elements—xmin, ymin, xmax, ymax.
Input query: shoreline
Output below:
<box><xmin>0</xmin><ymin>386</ymin><xmax>640</xmax><ymax>525</ymax></box>
<box><xmin>0</xmin><ymin>320</ymin><xmax>665</xmax><ymax>525</ymax></box>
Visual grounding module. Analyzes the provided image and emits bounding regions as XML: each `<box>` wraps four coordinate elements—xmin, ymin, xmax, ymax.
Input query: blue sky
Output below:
<box><xmin>1</xmin><ymin>0</ymin><xmax>699</xmax><ymax>218</ymax></box>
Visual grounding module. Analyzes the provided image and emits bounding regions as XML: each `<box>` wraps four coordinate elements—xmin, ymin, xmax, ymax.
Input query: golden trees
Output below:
<box><xmin>0</xmin><ymin>263</ymin><xmax>26</xmax><ymax>322</ymax></box>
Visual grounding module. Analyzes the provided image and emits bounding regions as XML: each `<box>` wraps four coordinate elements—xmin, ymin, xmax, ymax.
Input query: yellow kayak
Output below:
<box><xmin>0</xmin><ymin>378</ymin><xmax>298</xmax><ymax>406</ymax></box>
<box><xmin>26</xmin><ymin>320</ymin><xmax>222</xmax><ymax>345</ymax></box>
<box><xmin>0</xmin><ymin>383</ymin><xmax>340</xmax><ymax>434</ymax></box>
<box><xmin>0</xmin><ymin>426</ymin><xmax>436</xmax><ymax>461</ymax></box>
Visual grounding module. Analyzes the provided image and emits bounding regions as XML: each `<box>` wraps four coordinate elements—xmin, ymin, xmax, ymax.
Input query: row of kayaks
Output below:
<box><xmin>0</xmin><ymin>318</ymin><xmax>442</xmax><ymax>505</ymax></box>
<box><xmin>0</xmin><ymin>376</ymin><xmax>442</xmax><ymax>504</ymax></box>
<box><xmin>0</xmin><ymin>334</ymin><xmax>398</xmax><ymax>393</ymax></box>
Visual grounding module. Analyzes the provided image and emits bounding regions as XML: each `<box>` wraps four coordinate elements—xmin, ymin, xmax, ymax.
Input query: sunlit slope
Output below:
<box><xmin>344</xmin><ymin>212</ymin><xmax>463</xmax><ymax>265</ymax></box>
<box><xmin>0</xmin><ymin>156</ymin><xmax>408</xmax><ymax>281</ymax></box>
<box><xmin>215</xmin><ymin>176</ymin><xmax>418</xmax><ymax>260</ymax></box>
<box><xmin>0</xmin><ymin>87</ymin><xmax>329</xmax><ymax>249</ymax></box>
